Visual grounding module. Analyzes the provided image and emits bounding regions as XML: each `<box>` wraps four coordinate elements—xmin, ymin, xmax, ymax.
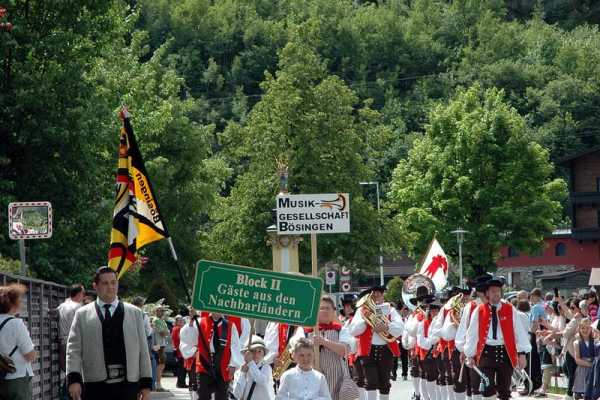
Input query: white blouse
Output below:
<box><xmin>275</xmin><ymin>366</ymin><xmax>331</xmax><ymax>400</ymax></box>
<box><xmin>232</xmin><ymin>360</ymin><xmax>275</xmax><ymax>400</ymax></box>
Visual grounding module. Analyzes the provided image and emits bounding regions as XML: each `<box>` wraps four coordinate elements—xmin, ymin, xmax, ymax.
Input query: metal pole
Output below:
<box><xmin>311</xmin><ymin>233</ymin><xmax>320</xmax><ymax>370</ymax></box>
<box><xmin>376</xmin><ymin>182</ymin><xmax>383</xmax><ymax>286</ymax></box>
<box><xmin>458</xmin><ymin>238</ymin><xmax>463</xmax><ymax>288</ymax></box>
<box><xmin>19</xmin><ymin>239</ymin><xmax>27</xmax><ymax>275</ymax></box>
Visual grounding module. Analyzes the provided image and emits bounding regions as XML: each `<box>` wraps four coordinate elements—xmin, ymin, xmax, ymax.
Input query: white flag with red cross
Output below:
<box><xmin>418</xmin><ymin>237</ymin><xmax>449</xmax><ymax>291</ymax></box>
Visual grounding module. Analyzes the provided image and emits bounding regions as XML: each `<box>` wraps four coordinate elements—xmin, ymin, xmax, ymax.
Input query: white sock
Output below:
<box><xmin>358</xmin><ymin>388</ymin><xmax>366</xmax><ymax>400</ymax></box>
<box><xmin>482</xmin><ymin>397</ymin><xmax>496</xmax><ymax>400</ymax></box>
<box><xmin>447</xmin><ymin>385</ymin><xmax>456</xmax><ymax>400</ymax></box>
<box><xmin>367</xmin><ymin>390</ymin><xmax>378</xmax><ymax>400</ymax></box>
<box><xmin>472</xmin><ymin>395</ymin><xmax>482</xmax><ymax>400</ymax></box>
<box><xmin>435</xmin><ymin>384</ymin><xmax>442</xmax><ymax>400</ymax></box>
<box><xmin>413</xmin><ymin>377</ymin><xmax>421</xmax><ymax>397</ymax></box>
<box><xmin>455</xmin><ymin>392</ymin><xmax>466</xmax><ymax>400</ymax></box>
<box><xmin>427</xmin><ymin>381</ymin><xmax>438</xmax><ymax>400</ymax></box>
<box><xmin>420</xmin><ymin>379</ymin><xmax>428</xmax><ymax>400</ymax></box>
<box><xmin>379</xmin><ymin>395</ymin><xmax>390</xmax><ymax>400</ymax></box>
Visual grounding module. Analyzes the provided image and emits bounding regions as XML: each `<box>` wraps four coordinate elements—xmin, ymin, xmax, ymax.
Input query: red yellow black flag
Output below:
<box><xmin>108</xmin><ymin>107</ymin><xmax>172</xmax><ymax>278</ymax></box>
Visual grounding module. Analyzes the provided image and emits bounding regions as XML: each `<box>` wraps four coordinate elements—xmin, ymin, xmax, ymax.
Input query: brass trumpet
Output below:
<box><xmin>356</xmin><ymin>292</ymin><xmax>396</xmax><ymax>343</ymax></box>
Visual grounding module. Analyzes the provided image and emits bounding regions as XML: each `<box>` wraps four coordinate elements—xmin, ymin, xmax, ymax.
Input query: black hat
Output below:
<box><xmin>450</xmin><ymin>286</ymin><xmax>471</xmax><ymax>296</ymax></box>
<box><xmin>474</xmin><ymin>273</ymin><xmax>494</xmax><ymax>293</ymax></box>
<box><xmin>358</xmin><ymin>288</ymin><xmax>372</xmax><ymax>300</ymax></box>
<box><xmin>371</xmin><ymin>284</ymin><xmax>386</xmax><ymax>293</ymax></box>
<box><xmin>440</xmin><ymin>288</ymin><xmax>454</xmax><ymax>302</ymax></box>
<box><xmin>426</xmin><ymin>299</ymin><xmax>442</xmax><ymax>310</ymax></box>
<box><xmin>409</xmin><ymin>285</ymin><xmax>435</xmax><ymax>305</ymax></box>
<box><xmin>484</xmin><ymin>276</ymin><xmax>506</xmax><ymax>290</ymax></box>
<box><xmin>341</xmin><ymin>294</ymin><xmax>357</xmax><ymax>305</ymax></box>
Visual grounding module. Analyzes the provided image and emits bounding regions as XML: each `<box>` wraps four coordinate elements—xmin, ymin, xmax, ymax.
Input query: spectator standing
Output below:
<box><xmin>153</xmin><ymin>306</ymin><xmax>170</xmax><ymax>392</ymax></box>
<box><xmin>398</xmin><ymin>306</ymin><xmax>410</xmax><ymax>380</ymax></box>
<box><xmin>527</xmin><ymin>288</ymin><xmax>546</xmax><ymax>394</ymax></box>
<box><xmin>585</xmin><ymin>292</ymin><xmax>598</xmax><ymax>322</ymax></box>
<box><xmin>572</xmin><ymin>319</ymin><xmax>595</xmax><ymax>400</ymax></box>
<box><xmin>58</xmin><ymin>284</ymin><xmax>85</xmax><ymax>399</ymax></box>
<box><xmin>66</xmin><ymin>266</ymin><xmax>152</xmax><ymax>400</ymax></box>
<box><xmin>561</xmin><ymin>298</ymin><xmax>583</xmax><ymax>400</ymax></box>
<box><xmin>0</xmin><ymin>284</ymin><xmax>37</xmax><ymax>400</ymax></box>
<box><xmin>171</xmin><ymin>315</ymin><xmax>188</xmax><ymax>388</ymax></box>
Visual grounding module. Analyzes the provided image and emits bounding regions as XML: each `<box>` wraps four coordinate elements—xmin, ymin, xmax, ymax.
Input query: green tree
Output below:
<box><xmin>387</xmin><ymin>85</ymin><xmax>567</xmax><ymax>276</ymax></box>
<box><xmin>384</xmin><ymin>276</ymin><xmax>404</xmax><ymax>305</ymax></box>
<box><xmin>205</xmin><ymin>33</ymin><xmax>392</xmax><ymax>271</ymax></box>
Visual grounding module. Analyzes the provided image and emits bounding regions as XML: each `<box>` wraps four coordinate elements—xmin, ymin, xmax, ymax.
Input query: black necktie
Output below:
<box><xmin>491</xmin><ymin>304</ymin><xmax>498</xmax><ymax>340</ymax></box>
<box><xmin>103</xmin><ymin>304</ymin><xmax>111</xmax><ymax>322</ymax></box>
<box><xmin>212</xmin><ymin>319</ymin><xmax>221</xmax><ymax>353</ymax></box>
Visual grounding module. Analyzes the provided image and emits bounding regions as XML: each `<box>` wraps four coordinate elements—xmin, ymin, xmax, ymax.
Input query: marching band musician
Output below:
<box><xmin>455</xmin><ymin>276</ymin><xmax>492</xmax><ymax>400</ymax></box>
<box><xmin>417</xmin><ymin>298</ymin><xmax>441</xmax><ymax>400</ymax></box>
<box><xmin>339</xmin><ymin>294</ymin><xmax>364</xmax><ymax>399</ymax></box>
<box><xmin>403</xmin><ymin>287</ymin><xmax>432</xmax><ymax>400</ymax></box>
<box><xmin>194</xmin><ymin>311</ymin><xmax>244</xmax><ymax>400</ymax></box>
<box><xmin>263</xmin><ymin>322</ymin><xmax>305</xmax><ymax>373</ymax></box>
<box><xmin>464</xmin><ymin>276</ymin><xmax>531</xmax><ymax>400</ymax></box>
<box><xmin>349</xmin><ymin>284</ymin><xmax>404</xmax><ymax>400</ymax></box>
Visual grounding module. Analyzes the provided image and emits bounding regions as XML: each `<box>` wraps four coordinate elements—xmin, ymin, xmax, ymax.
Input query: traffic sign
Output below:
<box><xmin>8</xmin><ymin>202</ymin><xmax>52</xmax><ymax>240</ymax></box>
<box><xmin>192</xmin><ymin>260</ymin><xmax>323</xmax><ymax>326</ymax></box>
<box><xmin>325</xmin><ymin>271</ymin><xmax>336</xmax><ymax>285</ymax></box>
<box><xmin>276</xmin><ymin>193</ymin><xmax>350</xmax><ymax>234</ymax></box>
<box><xmin>341</xmin><ymin>282</ymin><xmax>352</xmax><ymax>292</ymax></box>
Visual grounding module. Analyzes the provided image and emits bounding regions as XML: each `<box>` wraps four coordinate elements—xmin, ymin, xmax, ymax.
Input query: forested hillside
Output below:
<box><xmin>1</xmin><ymin>0</ymin><xmax>598</xmax><ymax>300</ymax></box>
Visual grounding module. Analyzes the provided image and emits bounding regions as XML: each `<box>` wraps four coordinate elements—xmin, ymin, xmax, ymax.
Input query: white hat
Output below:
<box><xmin>245</xmin><ymin>335</ymin><xmax>268</xmax><ymax>354</ymax></box>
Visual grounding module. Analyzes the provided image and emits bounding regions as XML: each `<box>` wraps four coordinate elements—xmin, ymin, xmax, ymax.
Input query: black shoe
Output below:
<box><xmin>403</xmin><ymin>375</ymin><xmax>408</xmax><ymax>381</ymax></box>
<box><xmin>176</xmin><ymin>384</ymin><xmax>189</xmax><ymax>388</ymax></box>
<box><xmin>391</xmin><ymin>373</ymin><xmax>397</xmax><ymax>381</ymax></box>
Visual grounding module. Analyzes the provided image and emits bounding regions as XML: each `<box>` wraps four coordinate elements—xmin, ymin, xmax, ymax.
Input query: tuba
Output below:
<box><xmin>272</xmin><ymin>344</ymin><xmax>293</xmax><ymax>380</ymax></box>
<box><xmin>402</xmin><ymin>273</ymin><xmax>436</xmax><ymax>311</ymax></box>
<box><xmin>448</xmin><ymin>293</ymin><xmax>465</xmax><ymax>325</ymax></box>
<box><xmin>356</xmin><ymin>292</ymin><xmax>397</xmax><ymax>343</ymax></box>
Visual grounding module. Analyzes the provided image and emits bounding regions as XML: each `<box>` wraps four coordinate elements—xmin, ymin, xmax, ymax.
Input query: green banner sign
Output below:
<box><xmin>192</xmin><ymin>260</ymin><xmax>323</xmax><ymax>326</ymax></box>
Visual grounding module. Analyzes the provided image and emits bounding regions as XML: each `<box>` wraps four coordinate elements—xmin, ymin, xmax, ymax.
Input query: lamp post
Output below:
<box><xmin>451</xmin><ymin>228</ymin><xmax>468</xmax><ymax>287</ymax></box>
<box><xmin>359</xmin><ymin>181</ymin><xmax>383</xmax><ymax>286</ymax></box>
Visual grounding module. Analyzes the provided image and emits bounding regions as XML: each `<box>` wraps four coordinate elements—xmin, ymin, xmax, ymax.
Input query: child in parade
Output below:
<box><xmin>232</xmin><ymin>335</ymin><xmax>275</xmax><ymax>400</ymax></box>
<box><xmin>275</xmin><ymin>338</ymin><xmax>331</xmax><ymax>400</ymax></box>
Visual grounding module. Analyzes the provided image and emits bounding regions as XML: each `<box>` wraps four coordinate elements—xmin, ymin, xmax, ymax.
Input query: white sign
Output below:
<box><xmin>341</xmin><ymin>282</ymin><xmax>352</xmax><ymax>292</ymax></box>
<box><xmin>8</xmin><ymin>202</ymin><xmax>53</xmax><ymax>240</ymax></box>
<box><xmin>276</xmin><ymin>193</ymin><xmax>350</xmax><ymax>234</ymax></box>
<box><xmin>325</xmin><ymin>271</ymin><xmax>336</xmax><ymax>285</ymax></box>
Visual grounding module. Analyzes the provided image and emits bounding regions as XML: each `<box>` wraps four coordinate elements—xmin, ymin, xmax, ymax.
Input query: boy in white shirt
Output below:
<box><xmin>275</xmin><ymin>338</ymin><xmax>331</xmax><ymax>400</ymax></box>
<box><xmin>233</xmin><ymin>335</ymin><xmax>275</xmax><ymax>400</ymax></box>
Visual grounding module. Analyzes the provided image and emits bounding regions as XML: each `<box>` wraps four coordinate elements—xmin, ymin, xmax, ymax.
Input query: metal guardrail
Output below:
<box><xmin>1</xmin><ymin>271</ymin><xmax>68</xmax><ymax>400</ymax></box>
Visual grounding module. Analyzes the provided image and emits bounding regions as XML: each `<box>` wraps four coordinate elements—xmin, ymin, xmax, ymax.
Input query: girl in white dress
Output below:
<box><xmin>275</xmin><ymin>338</ymin><xmax>331</xmax><ymax>400</ymax></box>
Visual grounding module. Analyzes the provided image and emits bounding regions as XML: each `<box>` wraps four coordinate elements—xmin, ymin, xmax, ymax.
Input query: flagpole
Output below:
<box><xmin>167</xmin><ymin>237</ymin><xmax>192</xmax><ymax>304</ymax></box>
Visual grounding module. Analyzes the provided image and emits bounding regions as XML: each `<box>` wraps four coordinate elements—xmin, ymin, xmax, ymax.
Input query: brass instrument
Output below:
<box><xmin>272</xmin><ymin>343</ymin><xmax>293</xmax><ymax>380</ymax></box>
<box><xmin>356</xmin><ymin>292</ymin><xmax>397</xmax><ymax>343</ymax></box>
<box><xmin>449</xmin><ymin>293</ymin><xmax>465</xmax><ymax>325</ymax></box>
<box><xmin>512</xmin><ymin>367</ymin><xmax>532</xmax><ymax>395</ymax></box>
<box><xmin>402</xmin><ymin>273</ymin><xmax>436</xmax><ymax>311</ymax></box>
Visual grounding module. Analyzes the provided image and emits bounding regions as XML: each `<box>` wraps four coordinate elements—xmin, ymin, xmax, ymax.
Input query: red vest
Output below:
<box><xmin>195</xmin><ymin>315</ymin><xmax>234</xmax><ymax>381</ymax></box>
<box><xmin>475</xmin><ymin>302</ymin><xmax>518</xmax><ymax>367</ymax></box>
<box><xmin>417</xmin><ymin>318</ymin><xmax>432</xmax><ymax>361</ymax></box>
<box><xmin>357</xmin><ymin>325</ymin><xmax>400</xmax><ymax>357</ymax></box>
<box><xmin>436</xmin><ymin>308</ymin><xmax>455</xmax><ymax>357</ymax></box>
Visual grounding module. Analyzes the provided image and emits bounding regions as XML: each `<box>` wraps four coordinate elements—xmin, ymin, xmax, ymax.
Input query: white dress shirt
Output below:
<box><xmin>455</xmin><ymin>300</ymin><xmax>480</xmax><ymax>353</ymax></box>
<box><xmin>232</xmin><ymin>360</ymin><xmax>275</xmax><ymax>400</ymax></box>
<box><xmin>416</xmin><ymin>317</ymin><xmax>438</xmax><ymax>350</ymax></box>
<box><xmin>263</xmin><ymin>323</ymin><xmax>305</xmax><ymax>365</ymax></box>
<box><xmin>348</xmin><ymin>303</ymin><xmax>404</xmax><ymax>344</ymax></box>
<box><xmin>179</xmin><ymin>318</ymin><xmax>199</xmax><ymax>359</ymax></box>
<box><xmin>96</xmin><ymin>297</ymin><xmax>119</xmax><ymax>317</ymax></box>
<box><xmin>464</xmin><ymin>302</ymin><xmax>532</xmax><ymax>358</ymax></box>
<box><xmin>275</xmin><ymin>366</ymin><xmax>331</xmax><ymax>400</ymax></box>
<box><xmin>0</xmin><ymin>314</ymin><xmax>34</xmax><ymax>379</ymax></box>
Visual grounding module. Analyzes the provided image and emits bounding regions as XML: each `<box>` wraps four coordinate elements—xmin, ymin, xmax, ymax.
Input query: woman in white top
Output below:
<box><xmin>232</xmin><ymin>335</ymin><xmax>275</xmax><ymax>400</ymax></box>
<box><xmin>0</xmin><ymin>284</ymin><xmax>37</xmax><ymax>400</ymax></box>
<box><xmin>276</xmin><ymin>338</ymin><xmax>331</xmax><ymax>400</ymax></box>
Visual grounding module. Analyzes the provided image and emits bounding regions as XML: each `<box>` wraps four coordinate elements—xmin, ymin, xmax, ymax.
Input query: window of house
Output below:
<box><xmin>555</xmin><ymin>242</ymin><xmax>567</xmax><ymax>256</ymax></box>
<box><xmin>508</xmin><ymin>247</ymin><xmax>519</xmax><ymax>257</ymax></box>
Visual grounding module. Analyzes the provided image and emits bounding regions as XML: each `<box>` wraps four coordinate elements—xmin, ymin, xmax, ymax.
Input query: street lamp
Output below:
<box><xmin>451</xmin><ymin>228</ymin><xmax>468</xmax><ymax>288</ymax></box>
<box><xmin>359</xmin><ymin>181</ymin><xmax>383</xmax><ymax>285</ymax></box>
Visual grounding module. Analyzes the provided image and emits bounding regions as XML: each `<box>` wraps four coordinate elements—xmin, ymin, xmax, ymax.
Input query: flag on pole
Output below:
<box><xmin>108</xmin><ymin>107</ymin><xmax>171</xmax><ymax>278</ymax></box>
<box><xmin>418</xmin><ymin>237</ymin><xmax>449</xmax><ymax>291</ymax></box>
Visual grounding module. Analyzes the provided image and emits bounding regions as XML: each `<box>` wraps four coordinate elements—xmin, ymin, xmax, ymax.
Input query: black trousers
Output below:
<box><xmin>451</xmin><ymin>350</ymin><xmax>468</xmax><ymax>394</ymax></box>
<box><xmin>197</xmin><ymin>373</ymin><xmax>228</xmax><ymax>400</ymax></box>
<box><xmin>527</xmin><ymin>332</ymin><xmax>542</xmax><ymax>392</ymax></box>
<box><xmin>564</xmin><ymin>352</ymin><xmax>577</xmax><ymax>397</ymax></box>
<box><xmin>437</xmin><ymin>351</ymin><xmax>453</xmax><ymax>386</ymax></box>
<box><xmin>83</xmin><ymin>381</ymin><xmax>139</xmax><ymax>400</ymax></box>
<box><xmin>353</xmin><ymin>358</ymin><xmax>365</xmax><ymax>388</ymax></box>
<box><xmin>359</xmin><ymin>345</ymin><xmax>394</xmax><ymax>394</ymax></box>
<box><xmin>400</xmin><ymin>344</ymin><xmax>409</xmax><ymax>377</ymax></box>
<box><xmin>421</xmin><ymin>352</ymin><xmax>438</xmax><ymax>382</ymax></box>
<box><xmin>410</xmin><ymin>354</ymin><xmax>420</xmax><ymax>378</ymax></box>
<box><xmin>478</xmin><ymin>345</ymin><xmax>514</xmax><ymax>400</ymax></box>
<box><xmin>175</xmin><ymin>356</ymin><xmax>187</xmax><ymax>387</ymax></box>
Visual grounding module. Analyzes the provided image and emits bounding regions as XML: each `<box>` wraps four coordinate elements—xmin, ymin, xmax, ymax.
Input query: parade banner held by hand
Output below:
<box><xmin>108</xmin><ymin>107</ymin><xmax>175</xmax><ymax>278</ymax></box>
<box><xmin>419</xmin><ymin>237</ymin><xmax>449</xmax><ymax>291</ymax></box>
<box><xmin>192</xmin><ymin>260</ymin><xmax>323</xmax><ymax>326</ymax></box>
